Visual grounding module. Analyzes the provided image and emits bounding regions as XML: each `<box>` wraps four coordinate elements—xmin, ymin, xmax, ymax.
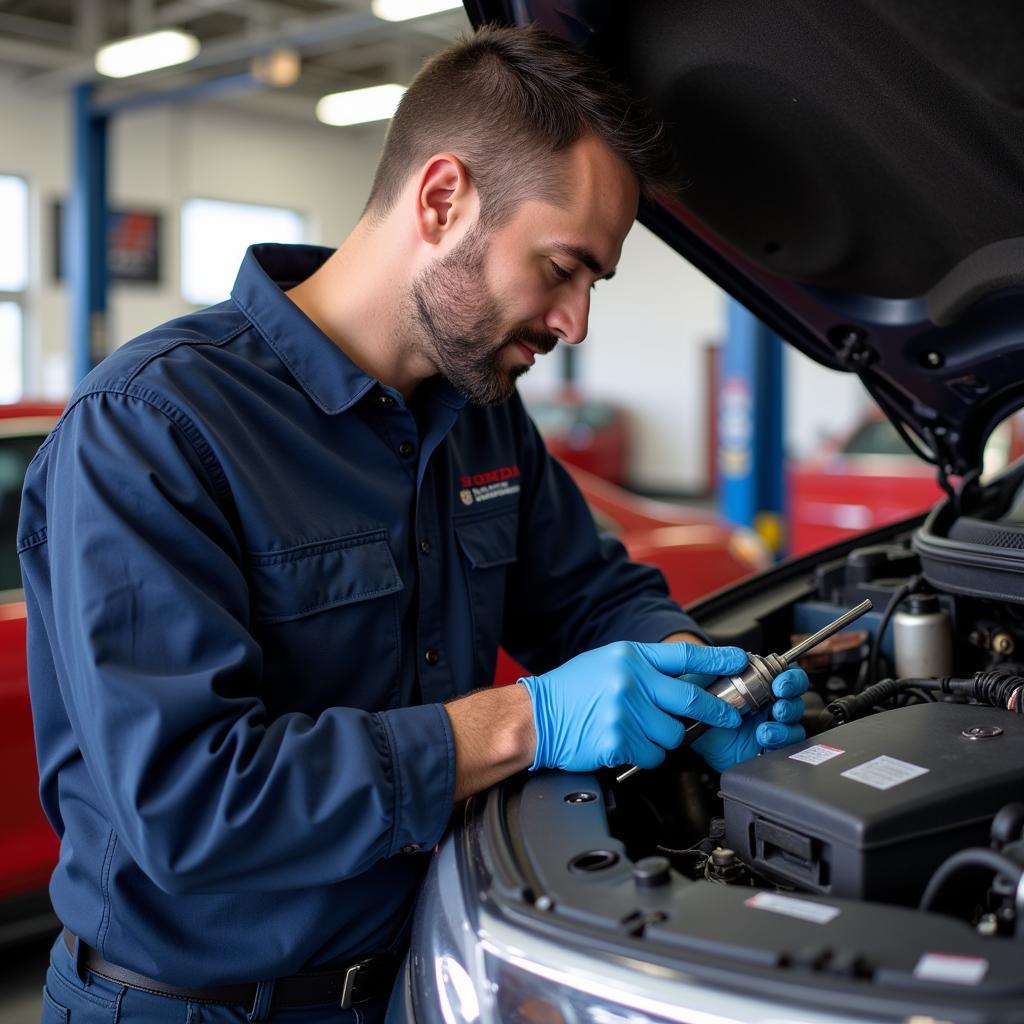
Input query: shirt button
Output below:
<box><xmin>378</xmin><ymin>394</ymin><xmax>396</xmax><ymax>408</ymax></box>
<box><xmin>419</xmin><ymin>539</ymin><xmax>431</xmax><ymax>555</ymax></box>
<box><xmin>400</xmin><ymin>844</ymin><xmax>421</xmax><ymax>854</ymax></box>
<box><xmin>398</xmin><ymin>441</ymin><xmax>414</xmax><ymax>458</ymax></box>
<box><xmin>424</xmin><ymin>648</ymin><xmax>440</xmax><ymax>666</ymax></box>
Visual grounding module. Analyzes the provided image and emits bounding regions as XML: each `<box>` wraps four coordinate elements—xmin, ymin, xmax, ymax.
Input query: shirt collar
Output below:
<box><xmin>230</xmin><ymin>243</ymin><xmax>377</xmax><ymax>415</ymax></box>
<box><xmin>231</xmin><ymin>242</ymin><xmax>467</xmax><ymax>416</ymax></box>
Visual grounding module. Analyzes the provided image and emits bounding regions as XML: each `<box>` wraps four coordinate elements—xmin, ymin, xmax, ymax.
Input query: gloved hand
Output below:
<box><xmin>690</xmin><ymin>666</ymin><xmax>808</xmax><ymax>772</ymax></box>
<box><xmin>519</xmin><ymin>641</ymin><xmax>748</xmax><ymax>772</ymax></box>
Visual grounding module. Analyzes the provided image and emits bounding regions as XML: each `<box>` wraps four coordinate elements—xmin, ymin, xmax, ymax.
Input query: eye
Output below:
<box><xmin>549</xmin><ymin>261</ymin><xmax>572</xmax><ymax>282</ymax></box>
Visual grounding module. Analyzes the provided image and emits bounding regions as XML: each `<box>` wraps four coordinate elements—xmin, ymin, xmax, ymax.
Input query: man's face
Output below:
<box><xmin>410</xmin><ymin>135</ymin><xmax>640</xmax><ymax>405</ymax></box>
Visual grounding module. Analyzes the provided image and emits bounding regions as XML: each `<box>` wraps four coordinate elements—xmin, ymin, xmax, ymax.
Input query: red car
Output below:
<box><xmin>493</xmin><ymin>462</ymin><xmax>769</xmax><ymax>684</ymax></box>
<box><xmin>0</xmin><ymin>402</ymin><xmax>62</xmax><ymax>943</ymax></box>
<box><xmin>525</xmin><ymin>390</ymin><xmax>630</xmax><ymax>485</ymax></box>
<box><xmin>0</xmin><ymin>403</ymin><xmax>766</xmax><ymax>933</ymax></box>
<box><xmin>789</xmin><ymin>411</ymin><xmax>1024</xmax><ymax>555</ymax></box>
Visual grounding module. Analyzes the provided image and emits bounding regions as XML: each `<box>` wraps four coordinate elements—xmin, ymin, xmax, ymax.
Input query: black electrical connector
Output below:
<box><xmin>810</xmin><ymin>670</ymin><xmax>1024</xmax><ymax>734</ymax></box>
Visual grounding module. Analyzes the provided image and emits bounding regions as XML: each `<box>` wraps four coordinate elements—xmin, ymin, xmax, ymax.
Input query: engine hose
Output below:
<box><xmin>919</xmin><ymin>847</ymin><xmax>1024</xmax><ymax>916</ymax></box>
<box><xmin>865</xmin><ymin>575</ymin><xmax>922</xmax><ymax>688</ymax></box>
<box><xmin>941</xmin><ymin>671</ymin><xmax>1024</xmax><ymax>713</ymax></box>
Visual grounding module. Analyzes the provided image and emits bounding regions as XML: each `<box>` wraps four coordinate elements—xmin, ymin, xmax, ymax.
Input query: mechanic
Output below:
<box><xmin>19</xmin><ymin>24</ymin><xmax>807</xmax><ymax>1024</ymax></box>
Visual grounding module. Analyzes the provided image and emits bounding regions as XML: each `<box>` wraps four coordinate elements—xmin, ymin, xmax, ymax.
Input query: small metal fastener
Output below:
<box><xmin>534</xmin><ymin>895</ymin><xmax>553</xmax><ymax>911</ymax></box>
<box><xmin>977</xmin><ymin>913</ymin><xmax>999</xmax><ymax>937</ymax></box>
<box><xmin>924</xmin><ymin>351</ymin><xmax>944</xmax><ymax>368</ymax></box>
<box><xmin>564</xmin><ymin>791</ymin><xmax>597</xmax><ymax>804</ymax></box>
<box><xmin>992</xmin><ymin>631</ymin><xmax>1015</xmax><ymax>656</ymax></box>
<box><xmin>963</xmin><ymin>725</ymin><xmax>1003</xmax><ymax>739</ymax></box>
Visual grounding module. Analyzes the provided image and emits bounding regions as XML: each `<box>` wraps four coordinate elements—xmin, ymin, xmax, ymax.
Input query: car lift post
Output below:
<box><xmin>69</xmin><ymin>83</ymin><xmax>108</xmax><ymax>386</ymax></box>
<box><xmin>68</xmin><ymin>75</ymin><xmax>263</xmax><ymax>385</ymax></box>
<box><xmin>717</xmin><ymin>300</ymin><xmax>786</xmax><ymax>558</ymax></box>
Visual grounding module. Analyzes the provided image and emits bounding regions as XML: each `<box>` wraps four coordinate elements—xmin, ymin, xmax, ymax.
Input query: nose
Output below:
<box><xmin>544</xmin><ymin>286</ymin><xmax>591</xmax><ymax>346</ymax></box>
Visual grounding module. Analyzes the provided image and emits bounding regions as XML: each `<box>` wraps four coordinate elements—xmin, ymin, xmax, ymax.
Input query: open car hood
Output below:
<box><xmin>464</xmin><ymin>0</ymin><xmax>1024</xmax><ymax>479</ymax></box>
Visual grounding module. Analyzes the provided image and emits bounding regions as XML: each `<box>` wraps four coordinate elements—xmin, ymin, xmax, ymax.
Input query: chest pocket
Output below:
<box><xmin>250</xmin><ymin>531</ymin><xmax>403</xmax><ymax>624</ymax></box>
<box><xmin>454</xmin><ymin>510</ymin><xmax>518</xmax><ymax>685</ymax></box>
<box><xmin>248</xmin><ymin>531</ymin><xmax>404</xmax><ymax>714</ymax></box>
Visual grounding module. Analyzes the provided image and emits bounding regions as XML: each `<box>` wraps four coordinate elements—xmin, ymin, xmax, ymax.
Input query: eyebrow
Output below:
<box><xmin>552</xmin><ymin>243</ymin><xmax>617</xmax><ymax>282</ymax></box>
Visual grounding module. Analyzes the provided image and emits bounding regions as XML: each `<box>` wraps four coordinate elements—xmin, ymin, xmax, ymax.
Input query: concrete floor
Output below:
<box><xmin>0</xmin><ymin>933</ymin><xmax>51</xmax><ymax>1024</ymax></box>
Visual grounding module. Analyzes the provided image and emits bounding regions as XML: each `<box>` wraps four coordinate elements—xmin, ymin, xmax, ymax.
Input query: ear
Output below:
<box><xmin>415</xmin><ymin>154</ymin><xmax>474</xmax><ymax>245</ymax></box>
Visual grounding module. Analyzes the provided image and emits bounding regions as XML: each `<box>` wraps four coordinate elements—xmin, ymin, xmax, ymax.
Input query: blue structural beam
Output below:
<box><xmin>68</xmin><ymin>74</ymin><xmax>263</xmax><ymax>385</ymax></box>
<box><xmin>717</xmin><ymin>300</ymin><xmax>786</xmax><ymax>557</ymax></box>
<box><xmin>68</xmin><ymin>83</ymin><xmax>108</xmax><ymax>385</ymax></box>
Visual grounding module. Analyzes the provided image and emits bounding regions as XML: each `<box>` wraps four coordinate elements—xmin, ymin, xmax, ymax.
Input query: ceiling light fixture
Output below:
<box><xmin>95</xmin><ymin>29</ymin><xmax>200</xmax><ymax>79</ymax></box>
<box><xmin>371</xmin><ymin>0</ymin><xmax>464</xmax><ymax>22</ymax></box>
<box><xmin>316</xmin><ymin>84</ymin><xmax>406</xmax><ymax>126</ymax></box>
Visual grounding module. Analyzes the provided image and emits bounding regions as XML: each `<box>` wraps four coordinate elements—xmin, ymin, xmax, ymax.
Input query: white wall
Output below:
<box><xmin>3</xmin><ymin>69</ymin><xmax>866</xmax><ymax>491</ymax></box>
<box><xmin>0</xmin><ymin>70</ymin><xmax>385</xmax><ymax>397</ymax></box>
<box><xmin>517</xmin><ymin>222</ymin><xmax>871</xmax><ymax>491</ymax></box>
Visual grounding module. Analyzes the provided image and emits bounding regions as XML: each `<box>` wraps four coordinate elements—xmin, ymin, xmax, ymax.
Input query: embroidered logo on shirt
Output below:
<box><xmin>459</xmin><ymin>465</ymin><xmax>521</xmax><ymax>505</ymax></box>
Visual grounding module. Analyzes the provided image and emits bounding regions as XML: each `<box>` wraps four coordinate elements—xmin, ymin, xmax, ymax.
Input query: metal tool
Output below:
<box><xmin>615</xmin><ymin>598</ymin><xmax>874</xmax><ymax>782</ymax></box>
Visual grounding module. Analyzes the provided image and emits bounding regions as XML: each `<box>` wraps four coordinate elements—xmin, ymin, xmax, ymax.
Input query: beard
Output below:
<box><xmin>410</xmin><ymin>225</ymin><xmax>557</xmax><ymax>406</ymax></box>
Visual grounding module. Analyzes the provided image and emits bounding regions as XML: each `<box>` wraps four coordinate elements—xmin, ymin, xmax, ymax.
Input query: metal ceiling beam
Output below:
<box><xmin>0</xmin><ymin>12</ymin><xmax>74</xmax><ymax>45</ymax></box>
<box><xmin>25</xmin><ymin>9</ymin><xmax>390</xmax><ymax>93</ymax></box>
<box><xmin>0</xmin><ymin>35</ymin><xmax>74</xmax><ymax>70</ymax></box>
<box><xmin>76</xmin><ymin>0</ymin><xmax>106</xmax><ymax>54</ymax></box>
<box><xmin>152</xmin><ymin>0</ymin><xmax>253</xmax><ymax>27</ymax></box>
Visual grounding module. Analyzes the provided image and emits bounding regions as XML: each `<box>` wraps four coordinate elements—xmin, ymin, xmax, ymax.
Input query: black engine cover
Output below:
<box><xmin>721</xmin><ymin>702</ymin><xmax>1024</xmax><ymax>904</ymax></box>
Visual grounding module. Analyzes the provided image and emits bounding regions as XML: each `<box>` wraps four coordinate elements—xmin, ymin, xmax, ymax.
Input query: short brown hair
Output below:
<box><xmin>364</xmin><ymin>23</ymin><xmax>675</xmax><ymax>227</ymax></box>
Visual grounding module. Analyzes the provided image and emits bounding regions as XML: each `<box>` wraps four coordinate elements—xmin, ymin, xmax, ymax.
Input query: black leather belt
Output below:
<box><xmin>63</xmin><ymin>929</ymin><xmax>400</xmax><ymax>1010</ymax></box>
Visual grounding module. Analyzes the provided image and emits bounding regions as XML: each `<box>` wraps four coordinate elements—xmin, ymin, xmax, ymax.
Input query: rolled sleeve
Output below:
<box><xmin>377</xmin><ymin>702</ymin><xmax>455</xmax><ymax>856</ymax></box>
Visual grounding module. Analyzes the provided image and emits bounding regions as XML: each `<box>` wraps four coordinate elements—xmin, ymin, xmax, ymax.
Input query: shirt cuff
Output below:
<box><xmin>642</xmin><ymin>610</ymin><xmax>712</xmax><ymax>647</ymax></box>
<box><xmin>375</xmin><ymin>703</ymin><xmax>455</xmax><ymax>857</ymax></box>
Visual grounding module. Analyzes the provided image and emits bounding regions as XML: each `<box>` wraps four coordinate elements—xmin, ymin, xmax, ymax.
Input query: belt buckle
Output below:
<box><xmin>339</xmin><ymin>958</ymin><xmax>373</xmax><ymax>1010</ymax></box>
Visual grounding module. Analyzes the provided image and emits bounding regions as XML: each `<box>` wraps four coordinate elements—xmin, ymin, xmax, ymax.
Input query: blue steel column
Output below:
<box><xmin>717</xmin><ymin>300</ymin><xmax>786</xmax><ymax>557</ymax></box>
<box><xmin>69</xmin><ymin>83</ymin><xmax>108</xmax><ymax>384</ymax></box>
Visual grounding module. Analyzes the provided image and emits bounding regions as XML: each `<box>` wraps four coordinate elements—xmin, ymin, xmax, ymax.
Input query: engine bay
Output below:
<box><xmin>606</xmin><ymin>529</ymin><xmax>1024</xmax><ymax>945</ymax></box>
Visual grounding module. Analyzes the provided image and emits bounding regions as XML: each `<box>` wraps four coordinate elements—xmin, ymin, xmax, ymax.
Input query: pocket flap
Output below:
<box><xmin>250</xmin><ymin>531</ymin><xmax>402</xmax><ymax>624</ymax></box>
<box><xmin>455</xmin><ymin>512</ymin><xmax>518</xmax><ymax>569</ymax></box>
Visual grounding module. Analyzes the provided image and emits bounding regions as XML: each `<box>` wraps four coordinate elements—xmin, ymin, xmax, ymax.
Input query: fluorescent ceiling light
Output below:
<box><xmin>95</xmin><ymin>29</ymin><xmax>200</xmax><ymax>79</ymax></box>
<box><xmin>371</xmin><ymin>0</ymin><xmax>464</xmax><ymax>21</ymax></box>
<box><xmin>316</xmin><ymin>84</ymin><xmax>406</xmax><ymax>126</ymax></box>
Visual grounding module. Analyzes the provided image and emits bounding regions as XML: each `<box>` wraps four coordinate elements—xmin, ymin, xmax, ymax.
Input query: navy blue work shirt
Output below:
<box><xmin>18</xmin><ymin>243</ymin><xmax>701</xmax><ymax>987</ymax></box>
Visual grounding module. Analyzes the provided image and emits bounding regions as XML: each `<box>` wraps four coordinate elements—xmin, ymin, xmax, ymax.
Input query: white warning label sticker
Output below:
<box><xmin>913</xmin><ymin>953</ymin><xmax>989</xmax><ymax>985</ymax></box>
<box><xmin>789</xmin><ymin>743</ymin><xmax>845</xmax><ymax>765</ymax></box>
<box><xmin>744</xmin><ymin>892</ymin><xmax>841</xmax><ymax>924</ymax></box>
<box><xmin>840</xmin><ymin>755</ymin><xmax>929</xmax><ymax>791</ymax></box>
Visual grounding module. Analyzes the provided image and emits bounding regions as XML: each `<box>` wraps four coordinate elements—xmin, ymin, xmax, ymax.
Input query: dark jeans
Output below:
<box><xmin>41</xmin><ymin>933</ymin><xmax>389</xmax><ymax>1024</ymax></box>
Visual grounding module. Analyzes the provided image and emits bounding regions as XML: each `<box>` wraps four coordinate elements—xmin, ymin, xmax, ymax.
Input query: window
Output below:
<box><xmin>181</xmin><ymin>198</ymin><xmax>306</xmax><ymax>307</ymax></box>
<box><xmin>0</xmin><ymin>175</ymin><xmax>28</xmax><ymax>403</ymax></box>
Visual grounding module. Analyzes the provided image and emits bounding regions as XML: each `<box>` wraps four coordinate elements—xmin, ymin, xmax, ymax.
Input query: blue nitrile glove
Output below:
<box><xmin>690</xmin><ymin>666</ymin><xmax>808</xmax><ymax>772</ymax></box>
<box><xmin>519</xmin><ymin>641</ymin><xmax>749</xmax><ymax>772</ymax></box>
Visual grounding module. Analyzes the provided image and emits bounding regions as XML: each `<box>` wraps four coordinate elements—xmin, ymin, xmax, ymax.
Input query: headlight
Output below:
<box><xmin>487</xmin><ymin>952</ymin><xmax>701</xmax><ymax>1024</ymax></box>
<box><xmin>406</xmin><ymin>837</ymin><xmax>484</xmax><ymax>1024</ymax></box>
<box><xmin>437</xmin><ymin>954</ymin><xmax>481</xmax><ymax>1024</ymax></box>
<box><xmin>408</xmin><ymin>836</ymin><xmax>747</xmax><ymax>1024</ymax></box>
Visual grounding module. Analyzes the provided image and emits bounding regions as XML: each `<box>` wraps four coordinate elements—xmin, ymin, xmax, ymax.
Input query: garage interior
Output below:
<box><xmin>4</xmin><ymin>2</ymin><xmax>1020</xmax><ymax>1022</ymax></box>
